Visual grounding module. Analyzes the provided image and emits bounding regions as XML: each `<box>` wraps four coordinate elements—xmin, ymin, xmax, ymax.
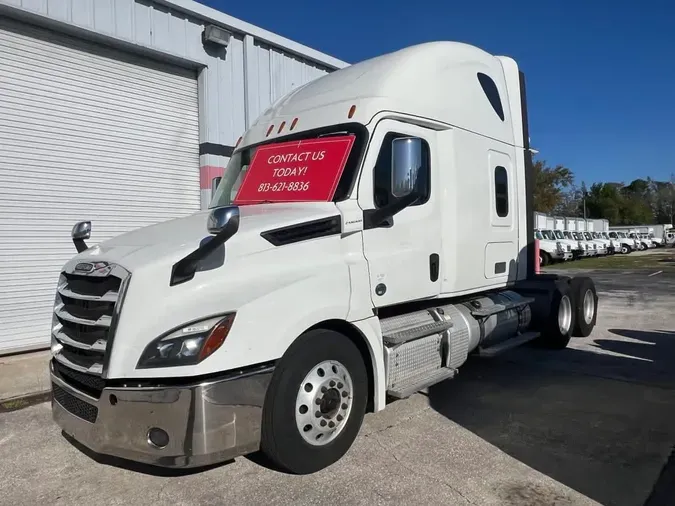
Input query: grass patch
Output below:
<box><xmin>552</xmin><ymin>250</ymin><xmax>675</xmax><ymax>270</ymax></box>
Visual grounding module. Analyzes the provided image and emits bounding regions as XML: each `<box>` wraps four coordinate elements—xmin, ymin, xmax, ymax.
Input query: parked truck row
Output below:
<box><xmin>534</xmin><ymin>212</ymin><xmax>674</xmax><ymax>266</ymax></box>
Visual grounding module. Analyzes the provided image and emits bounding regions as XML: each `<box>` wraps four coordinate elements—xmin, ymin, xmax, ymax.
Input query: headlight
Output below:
<box><xmin>137</xmin><ymin>313</ymin><xmax>236</xmax><ymax>368</ymax></box>
<box><xmin>556</xmin><ymin>241</ymin><xmax>563</xmax><ymax>252</ymax></box>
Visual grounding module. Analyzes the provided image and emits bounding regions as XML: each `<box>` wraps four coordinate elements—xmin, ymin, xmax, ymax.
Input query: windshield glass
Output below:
<box><xmin>564</xmin><ymin>232</ymin><xmax>573</xmax><ymax>239</ymax></box>
<box><xmin>542</xmin><ymin>230</ymin><xmax>555</xmax><ymax>240</ymax></box>
<box><xmin>209</xmin><ymin>124</ymin><xmax>366</xmax><ymax>208</ymax></box>
<box><xmin>584</xmin><ymin>232</ymin><xmax>592</xmax><ymax>240</ymax></box>
<box><xmin>535</xmin><ymin>231</ymin><xmax>544</xmax><ymax>240</ymax></box>
<box><xmin>553</xmin><ymin>230</ymin><xmax>565</xmax><ymax>239</ymax></box>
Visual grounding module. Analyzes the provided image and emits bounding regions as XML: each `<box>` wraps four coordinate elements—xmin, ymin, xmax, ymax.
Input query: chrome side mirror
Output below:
<box><xmin>207</xmin><ymin>205</ymin><xmax>240</xmax><ymax>236</ymax></box>
<box><xmin>391</xmin><ymin>137</ymin><xmax>423</xmax><ymax>198</ymax></box>
<box><xmin>71</xmin><ymin>221</ymin><xmax>91</xmax><ymax>253</ymax></box>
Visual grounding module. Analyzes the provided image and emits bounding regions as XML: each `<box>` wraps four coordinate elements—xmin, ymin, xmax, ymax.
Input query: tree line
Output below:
<box><xmin>532</xmin><ymin>158</ymin><xmax>675</xmax><ymax>225</ymax></box>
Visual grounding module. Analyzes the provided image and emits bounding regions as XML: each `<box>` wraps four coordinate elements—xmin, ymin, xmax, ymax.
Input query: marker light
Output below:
<box><xmin>290</xmin><ymin>118</ymin><xmax>298</xmax><ymax>130</ymax></box>
<box><xmin>278</xmin><ymin>121</ymin><xmax>286</xmax><ymax>133</ymax></box>
<box><xmin>348</xmin><ymin>105</ymin><xmax>356</xmax><ymax>118</ymax></box>
<box><xmin>266</xmin><ymin>125</ymin><xmax>274</xmax><ymax>137</ymax></box>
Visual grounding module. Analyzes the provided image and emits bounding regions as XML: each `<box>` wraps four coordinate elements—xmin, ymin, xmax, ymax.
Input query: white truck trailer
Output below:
<box><xmin>48</xmin><ymin>42</ymin><xmax>599</xmax><ymax>474</ymax></box>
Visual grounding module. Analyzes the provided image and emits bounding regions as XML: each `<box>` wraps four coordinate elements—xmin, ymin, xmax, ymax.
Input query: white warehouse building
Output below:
<box><xmin>0</xmin><ymin>0</ymin><xmax>347</xmax><ymax>354</ymax></box>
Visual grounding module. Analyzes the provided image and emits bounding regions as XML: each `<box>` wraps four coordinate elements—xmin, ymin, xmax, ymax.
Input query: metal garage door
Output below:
<box><xmin>0</xmin><ymin>18</ymin><xmax>201</xmax><ymax>355</ymax></box>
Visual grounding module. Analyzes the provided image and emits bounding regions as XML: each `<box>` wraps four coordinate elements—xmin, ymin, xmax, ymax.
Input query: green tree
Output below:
<box><xmin>584</xmin><ymin>183</ymin><xmax>622</xmax><ymax>223</ymax></box>
<box><xmin>533</xmin><ymin>158</ymin><xmax>574</xmax><ymax>214</ymax></box>
<box><xmin>619</xmin><ymin>178</ymin><xmax>656</xmax><ymax>224</ymax></box>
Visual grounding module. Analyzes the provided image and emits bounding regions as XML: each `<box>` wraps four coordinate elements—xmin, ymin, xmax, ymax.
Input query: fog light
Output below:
<box><xmin>147</xmin><ymin>427</ymin><xmax>169</xmax><ymax>449</ymax></box>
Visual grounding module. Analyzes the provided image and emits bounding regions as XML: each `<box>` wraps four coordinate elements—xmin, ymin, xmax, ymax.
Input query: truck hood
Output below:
<box><xmin>75</xmin><ymin>202</ymin><xmax>341</xmax><ymax>270</ymax></box>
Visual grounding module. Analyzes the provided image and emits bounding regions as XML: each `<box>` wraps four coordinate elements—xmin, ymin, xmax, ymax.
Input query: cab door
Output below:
<box><xmin>358</xmin><ymin>119</ymin><xmax>441</xmax><ymax>308</ymax></box>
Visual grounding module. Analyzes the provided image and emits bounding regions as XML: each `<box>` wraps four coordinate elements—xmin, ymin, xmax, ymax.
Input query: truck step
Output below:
<box><xmin>387</xmin><ymin>367</ymin><xmax>456</xmax><ymax>399</ymax></box>
<box><xmin>381</xmin><ymin>309</ymin><xmax>453</xmax><ymax>346</ymax></box>
<box><xmin>470</xmin><ymin>296</ymin><xmax>534</xmax><ymax>318</ymax></box>
<box><xmin>476</xmin><ymin>331</ymin><xmax>540</xmax><ymax>357</ymax></box>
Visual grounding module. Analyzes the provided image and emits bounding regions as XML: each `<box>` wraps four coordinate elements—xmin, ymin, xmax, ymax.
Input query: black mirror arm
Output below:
<box><xmin>170</xmin><ymin>220</ymin><xmax>239</xmax><ymax>286</ymax></box>
<box><xmin>363</xmin><ymin>190</ymin><xmax>421</xmax><ymax>229</ymax></box>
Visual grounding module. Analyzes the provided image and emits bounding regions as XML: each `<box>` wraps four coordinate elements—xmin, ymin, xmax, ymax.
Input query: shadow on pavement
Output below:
<box><xmin>427</xmin><ymin>329</ymin><xmax>675</xmax><ymax>506</ymax></box>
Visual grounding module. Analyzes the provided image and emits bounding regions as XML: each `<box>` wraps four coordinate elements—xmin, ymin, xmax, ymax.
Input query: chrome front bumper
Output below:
<box><xmin>50</xmin><ymin>360</ymin><xmax>273</xmax><ymax>468</ymax></box>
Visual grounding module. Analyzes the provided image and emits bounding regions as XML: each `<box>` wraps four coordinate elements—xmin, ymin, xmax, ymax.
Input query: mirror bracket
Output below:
<box><xmin>170</xmin><ymin>206</ymin><xmax>240</xmax><ymax>286</ymax></box>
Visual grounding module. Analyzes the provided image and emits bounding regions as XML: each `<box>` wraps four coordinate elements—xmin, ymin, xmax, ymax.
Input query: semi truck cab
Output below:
<box><xmin>49</xmin><ymin>41</ymin><xmax>599</xmax><ymax>475</ymax></box>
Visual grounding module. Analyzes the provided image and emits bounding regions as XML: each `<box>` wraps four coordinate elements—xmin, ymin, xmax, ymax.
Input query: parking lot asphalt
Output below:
<box><xmin>0</xmin><ymin>269</ymin><xmax>673</xmax><ymax>506</ymax></box>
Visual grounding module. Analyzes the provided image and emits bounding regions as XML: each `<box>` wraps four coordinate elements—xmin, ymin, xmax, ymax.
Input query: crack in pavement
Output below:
<box><xmin>372</xmin><ymin>434</ymin><xmax>478</xmax><ymax>505</ymax></box>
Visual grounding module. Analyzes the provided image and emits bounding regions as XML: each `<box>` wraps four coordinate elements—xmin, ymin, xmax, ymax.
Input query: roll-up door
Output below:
<box><xmin>0</xmin><ymin>18</ymin><xmax>200</xmax><ymax>354</ymax></box>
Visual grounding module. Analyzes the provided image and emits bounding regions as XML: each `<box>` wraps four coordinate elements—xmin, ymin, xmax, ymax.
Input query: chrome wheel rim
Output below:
<box><xmin>295</xmin><ymin>360</ymin><xmax>354</xmax><ymax>446</ymax></box>
<box><xmin>558</xmin><ymin>295</ymin><xmax>572</xmax><ymax>335</ymax></box>
<box><xmin>583</xmin><ymin>289</ymin><xmax>595</xmax><ymax>325</ymax></box>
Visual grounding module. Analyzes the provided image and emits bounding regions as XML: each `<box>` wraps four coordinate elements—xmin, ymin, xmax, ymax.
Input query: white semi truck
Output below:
<box><xmin>49</xmin><ymin>42</ymin><xmax>599</xmax><ymax>474</ymax></box>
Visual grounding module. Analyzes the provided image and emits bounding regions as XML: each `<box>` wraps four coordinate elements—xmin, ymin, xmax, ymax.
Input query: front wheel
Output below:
<box><xmin>621</xmin><ymin>245</ymin><xmax>630</xmax><ymax>254</ymax></box>
<box><xmin>260</xmin><ymin>328</ymin><xmax>368</xmax><ymax>474</ymax></box>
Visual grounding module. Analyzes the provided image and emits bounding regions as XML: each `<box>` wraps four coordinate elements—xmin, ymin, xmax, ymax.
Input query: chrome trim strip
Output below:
<box><xmin>53</xmin><ymin>352</ymin><xmax>103</xmax><ymax>376</ymax></box>
<box><xmin>52</xmin><ymin>327</ymin><xmax>106</xmax><ymax>352</ymax></box>
<box><xmin>102</xmin><ymin>272</ymin><xmax>131</xmax><ymax>378</ymax></box>
<box><xmin>54</xmin><ymin>304</ymin><xmax>112</xmax><ymax>327</ymax></box>
<box><xmin>57</xmin><ymin>283</ymin><xmax>118</xmax><ymax>302</ymax></box>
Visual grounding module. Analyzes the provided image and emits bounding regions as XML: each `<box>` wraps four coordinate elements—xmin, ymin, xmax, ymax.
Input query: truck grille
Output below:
<box><xmin>52</xmin><ymin>383</ymin><xmax>98</xmax><ymax>423</ymax></box>
<box><xmin>51</xmin><ymin>262</ymin><xmax>130</xmax><ymax>378</ymax></box>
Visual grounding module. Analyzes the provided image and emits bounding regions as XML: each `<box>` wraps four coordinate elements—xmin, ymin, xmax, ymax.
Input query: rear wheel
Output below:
<box><xmin>260</xmin><ymin>328</ymin><xmax>368</xmax><ymax>474</ymax></box>
<box><xmin>570</xmin><ymin>276</ymin><xmax>597</xmax><ymax>337</ymax></box>
<box><xmin>534</xmin><ymin>280</ymin><xmax>575</xmax><ymax>349</ymax></box>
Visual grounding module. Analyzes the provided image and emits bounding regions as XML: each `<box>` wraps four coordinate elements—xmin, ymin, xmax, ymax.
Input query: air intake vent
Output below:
<box><xmin>261</xmin><ymin>216</ymin><xmax>342</xmax><ymax>246</ymax></box>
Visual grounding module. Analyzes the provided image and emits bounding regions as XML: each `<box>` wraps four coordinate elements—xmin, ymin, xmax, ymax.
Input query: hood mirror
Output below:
<box><xmin>71</xmin><ymin>221</ymin><xmax>91</xmax><ymax>253</ymax></box>
<box><xmin>171</xmin><ymin>206</ymin><xmax>241</xmax><ymax>286</ymax></box>
<box><xmin>207</xmin><ymin>206</ymin><xmax>240</xmax><ymax>236</ymax></box>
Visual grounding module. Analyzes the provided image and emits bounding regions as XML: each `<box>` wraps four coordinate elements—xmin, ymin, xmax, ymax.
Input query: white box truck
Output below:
<box><xmin>49</xmin><ymin>42</ymin><xmax>599</xmax><ymax>474</ymax></box>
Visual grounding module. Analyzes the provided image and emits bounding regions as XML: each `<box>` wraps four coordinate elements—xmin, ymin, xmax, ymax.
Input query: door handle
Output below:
<box><xmin>429</xmin><ymin>253</ymin><xmax>439</xmax><ymax>282</ymax></box>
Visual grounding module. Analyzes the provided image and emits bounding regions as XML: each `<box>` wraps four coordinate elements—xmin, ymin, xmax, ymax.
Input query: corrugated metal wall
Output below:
<box><xmin>0</xmin><ymin>0</ymin><xmax>333</xmax><ymax>147</ymax></box>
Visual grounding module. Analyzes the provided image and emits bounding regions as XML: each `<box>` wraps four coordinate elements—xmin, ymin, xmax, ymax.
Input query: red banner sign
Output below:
<box><xmin>233</xmin><ymin>136</ymin><xmax>355</xmax><ymax>205</ymax></box>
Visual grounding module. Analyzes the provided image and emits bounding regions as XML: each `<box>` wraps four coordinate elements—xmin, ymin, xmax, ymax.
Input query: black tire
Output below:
<box><xmin>540</xmin><ymin>251</ymin><xmax>551</xmax><ymax>267</ymax></box>
<box><xmin>620</xmin><ymin>245</ymin><xmax>630</xmax><ymax>254</ymax></box>
<box><xmin>535</xmin><ymin>280</ymin><xmax>576</xmax><ymax>349</ymax></box>
<box><xmin>260</xmin><ymin>328</ymin><xmax>368</xmax><ymax>474</ymax></box>
<box><xmin>570</xmin><ymin>276</ymin><xmax>598</xmax><ymax>337</ymax></box>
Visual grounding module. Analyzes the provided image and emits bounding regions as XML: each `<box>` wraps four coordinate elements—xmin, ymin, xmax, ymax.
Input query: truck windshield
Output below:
<box><xmin>535</xmin><ymin>231</ymin><xmax>544</xmax><ymax>240</ymax></box>
<box><xmin>542</xmin><ymin>230</ymin><xmax>555</xmax><ymax>240</ymax></box>
<box><xmin>554</xmin><ymin>230</ymin><xmax>565</xmax><ymax>240</ymax></box>
<box><xmin>209</xmin><ymin>124</ymin><xmax>366</xmax><ymax>208</ymax></box>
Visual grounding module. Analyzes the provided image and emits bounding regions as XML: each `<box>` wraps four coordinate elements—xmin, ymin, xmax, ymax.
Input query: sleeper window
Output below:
<box><xmin>494</xmin><ymin>166</ymin><xmax>509</xmax><ymax>217</ymax></box>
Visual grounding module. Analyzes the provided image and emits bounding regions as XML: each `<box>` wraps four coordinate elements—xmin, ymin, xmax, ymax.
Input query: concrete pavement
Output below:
<box><xmin>0</xmin><ymin>350</ymin><xmax>50</xmax><ymax>403</ymax></box>
<box><xmin>0</xmin><ymin>269</ymin><xmax>673</xmax><ymax>505</ymax></box>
